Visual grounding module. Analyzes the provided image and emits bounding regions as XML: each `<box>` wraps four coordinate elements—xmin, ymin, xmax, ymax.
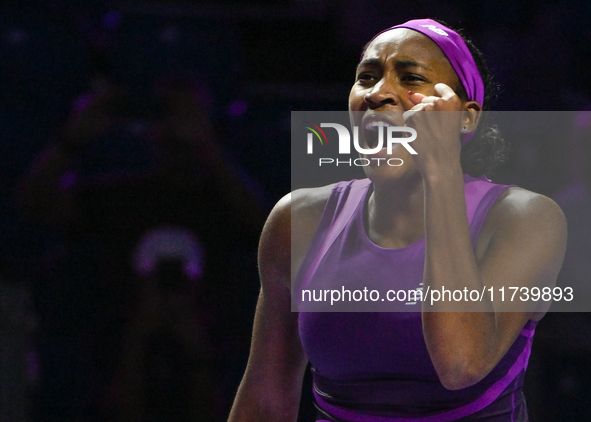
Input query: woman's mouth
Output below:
<box><xmin>363</xmin><ymin>120</ymin><xmax>404</xmax><ymax>149</ymax></box>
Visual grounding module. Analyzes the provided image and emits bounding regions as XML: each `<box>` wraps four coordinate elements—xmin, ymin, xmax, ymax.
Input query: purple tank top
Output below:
<box><xmin>297</xmin><ymin>175</ymin><xmax>536</xmax><ymax>422</ymax></box>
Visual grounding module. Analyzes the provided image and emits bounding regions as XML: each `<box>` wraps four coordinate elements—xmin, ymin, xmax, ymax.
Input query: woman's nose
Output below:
<box><xmin>364</xmin><ymin>78</ymin><xmax>399</xmax><ymax>108</ymax></box>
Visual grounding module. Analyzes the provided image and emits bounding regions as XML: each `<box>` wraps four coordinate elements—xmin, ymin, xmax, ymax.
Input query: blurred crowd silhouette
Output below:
<box><xmin>17</xmin><ymin>74</ymin><xmax>266</xmax><ymax>421</ymax></box>
<box><xmin>1</xmin><ymin>1</ymin><xmax>591</xmax><ymax>421</ymax></box>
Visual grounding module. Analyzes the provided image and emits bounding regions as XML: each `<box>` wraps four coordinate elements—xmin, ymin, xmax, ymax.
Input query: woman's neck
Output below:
<box><xmin>366</xmin><ymin>174</ymin><xmax>426</xmax><ymax>249</ymax></box>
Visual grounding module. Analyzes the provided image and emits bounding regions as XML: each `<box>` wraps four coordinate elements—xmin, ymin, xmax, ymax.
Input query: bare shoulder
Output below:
<box><xmin>291</xmin><ymin>184</ymin><xmax>336</xmax><ymax>245</ymax></box>
<box><xmin>480</xmin><ymin>188</ymin><xmax>566</xmax><ymax>270</ymax></box>
<box><xmin>487</xmin><ymin>187</ymin><xmax>567</xmax><ymax>234</ymax></box>
<box><xmin>262</xmin><ymin>183</ymin><xmax>336</xmax><ymax>242</ymax></box>
<box><xmin>259</xmin><ymin>184</ymin><xmax>336</xmax><ymax>289</ymax></box>
<box><xmin>476</xmin><ymin>187</ymin><xmax>567</xmax><ymax>320</ymax></box>
<box><xmin>478</xmin><ymin>186</ymin><xmax>567</xmax><ymax>261</ymax></box>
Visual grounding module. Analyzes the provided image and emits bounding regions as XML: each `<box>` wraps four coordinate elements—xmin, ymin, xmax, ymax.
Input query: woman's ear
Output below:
<box><xmin>461</xmin><ymin>101</ymin><xmax>482</xmax><ymax>134</ymax></box>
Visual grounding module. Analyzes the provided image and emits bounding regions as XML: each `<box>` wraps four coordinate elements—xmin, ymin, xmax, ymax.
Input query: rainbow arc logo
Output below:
<box><xmin>303</xmin><ymin>121</ymin><xmax>328</xmax><ymax>153</ymax></box>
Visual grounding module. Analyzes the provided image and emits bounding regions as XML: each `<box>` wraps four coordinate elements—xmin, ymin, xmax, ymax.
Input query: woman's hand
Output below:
<box><xmin>403</xmin><ymin>83</ymin><xmax>465</xmax><ymax>177</ymax></box>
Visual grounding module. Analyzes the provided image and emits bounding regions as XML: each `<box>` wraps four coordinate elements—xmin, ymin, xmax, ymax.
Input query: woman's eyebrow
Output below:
<box><xmin>356</xmin><ymin>58</ymin><xmax>381</xmax><ymax>71</ymax></box>
<box><xmin>394</xmin><ymin>59</ymin><xmax>432</xmax><ymax>71</ymax></box>
<box><xmin>357</xmin><ymin>58</ymin><xmax>432</xmax><ymax>73</ymax></box>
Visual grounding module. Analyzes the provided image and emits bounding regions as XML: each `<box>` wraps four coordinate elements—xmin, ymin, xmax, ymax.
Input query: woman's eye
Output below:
<box><xmin>401</xmin><ymin>74</ymin><xmax>426</xmax><ymax>83</ymax></box>
<box><xmin>356</xmin><ymin>73</ymin><xmax>376</xmax><ymax>82</ymax></box>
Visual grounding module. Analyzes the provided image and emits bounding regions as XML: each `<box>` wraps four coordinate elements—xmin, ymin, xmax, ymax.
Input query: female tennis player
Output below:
<box><xmin>228</xmin><ymin>19</ymin><xmax>566</xmax><ymax>422</ymax></box>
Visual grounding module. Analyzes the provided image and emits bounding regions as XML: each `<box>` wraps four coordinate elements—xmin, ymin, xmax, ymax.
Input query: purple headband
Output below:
<box><xmin>363</xmin><ymin>19</ymin><xmax>485</xmax><ymax>106</ymax></box>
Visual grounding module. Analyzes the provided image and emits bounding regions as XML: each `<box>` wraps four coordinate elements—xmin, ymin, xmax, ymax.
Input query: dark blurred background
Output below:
<box><xmin>1</xmin><ymin>0</ymin><xmax>591</xmax><ymax>421</ymax></box>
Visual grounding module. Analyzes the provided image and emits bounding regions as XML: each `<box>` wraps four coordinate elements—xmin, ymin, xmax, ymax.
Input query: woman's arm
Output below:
<box><xmin>409</xmin><ymin>84</ymin><xmax>567</xmax><ymax>390</ymax></box>
<box><xmin>228</xmin><ymin>194</ymin><xmax>309</xmax><ymax>422</ymax></box>
<box><xmin>421</xmin><ymin>170</ymin><xmax>566</xmax><ymax>390</ymax></box>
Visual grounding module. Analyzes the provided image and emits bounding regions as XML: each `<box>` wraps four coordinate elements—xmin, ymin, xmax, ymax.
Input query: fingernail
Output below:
<box><xmin>407</xmin><ymin>91</ymin><xmax>413</xmax><ymax>96</ymax></box>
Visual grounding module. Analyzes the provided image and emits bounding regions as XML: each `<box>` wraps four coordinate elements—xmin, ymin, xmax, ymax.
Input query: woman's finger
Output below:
<box><xmin>403</xmin><ymin>104</ymin><xmax>433</xmax><ymax>123</ymax></box>
<box><xmin>408</xmin><ymin>91</ymin><xmax>427</xmax><ymax>105</ymax></box>
<box><xmin>420</xmin><ymin>96</ymin><xmax>441</xmax><ymax>104</ymax></box>
<box><xmin>433</xmin><ymin>83</ymin><xmax>457</xmax><ymax>101</ymax></box>
<box><xmin>410</xmin><ymin>102</ymin><xmax>434</xmax><ymax>112</ymax></box>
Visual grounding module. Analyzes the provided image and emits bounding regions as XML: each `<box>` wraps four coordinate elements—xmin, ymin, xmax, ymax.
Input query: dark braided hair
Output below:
<box><xmin>434</xmin><ymin>20</ymin><xmax>509</xmax><ymax>177</ymax></box>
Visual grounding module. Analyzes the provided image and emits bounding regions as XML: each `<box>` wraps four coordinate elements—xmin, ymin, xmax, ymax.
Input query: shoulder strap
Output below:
<box><xmin>294</xmin><ymin>179</ymin><xmax>371</xmax><ymax>304</ymax></box>
<box><xmin>464</xmin><ymin>176</ymin><xmax>514</xmax><ymax>245</ymax></box>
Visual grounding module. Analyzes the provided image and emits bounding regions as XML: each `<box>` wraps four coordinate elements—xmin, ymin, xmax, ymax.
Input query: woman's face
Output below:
<box><xmin>349</xmin><ymin>28</ymin><xmax>465</xmax><ymax>182</ymax></box>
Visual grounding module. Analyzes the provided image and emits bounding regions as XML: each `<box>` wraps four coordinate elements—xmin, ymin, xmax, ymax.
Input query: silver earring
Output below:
<box><xmin>461</xmin><ymin>125</ymin><xmax>468</xmax><ymax>132</ymax></box>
